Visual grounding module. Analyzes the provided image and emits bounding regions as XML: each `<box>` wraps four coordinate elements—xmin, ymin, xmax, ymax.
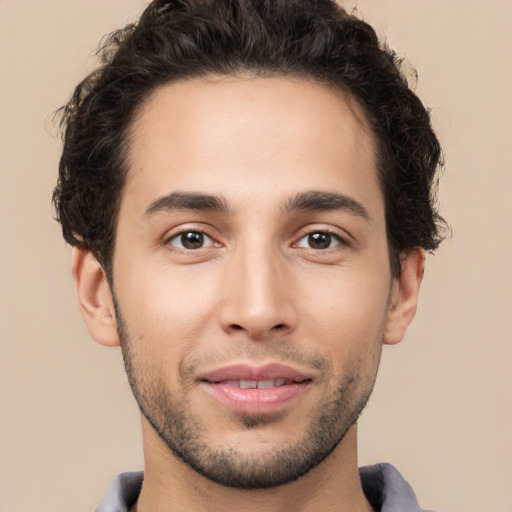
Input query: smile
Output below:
<box><xmin>198</xmin><ymin>364</ymin><xmax>313</xmax><ymax>414</ymax></box>
<box><xmin>223</xmin><ymin>379</ymin><xmax>289</xmax><ymax>389</ymax></box>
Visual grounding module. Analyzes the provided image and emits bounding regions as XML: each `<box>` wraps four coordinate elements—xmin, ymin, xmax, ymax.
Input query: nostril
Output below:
<box><xmin>226</xmin><ymin>322</ymin><xmax>290</xmax><ymax>336</ymax></box>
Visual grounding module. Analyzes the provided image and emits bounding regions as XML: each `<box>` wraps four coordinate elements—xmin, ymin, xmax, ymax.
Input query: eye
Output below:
<box><xmin>167</xmin><ymin>230</ymin><xmax>216</xmax><ymax>250</ymax></box>
<box><xmin>295</xmin><ymin>231</ymin><xmax>344</xmax><ymax>250</ymax></box>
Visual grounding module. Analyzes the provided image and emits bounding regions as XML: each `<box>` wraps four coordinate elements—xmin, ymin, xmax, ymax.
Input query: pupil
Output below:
<box><xmin>181</xmin><ymin>232</ymin><xmax>204</xmax><ymax>249</ymax></box>
<box><xmin>309</xmin><ymin>232</ymin><xmax>331</xmax><ymax>249</ymax></box>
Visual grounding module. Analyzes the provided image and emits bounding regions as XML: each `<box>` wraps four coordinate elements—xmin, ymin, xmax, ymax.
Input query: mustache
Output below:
<box><xmin>179</xmin><ymin>339</ymin><xmax>330</xmax><ymax>380</ymax></box>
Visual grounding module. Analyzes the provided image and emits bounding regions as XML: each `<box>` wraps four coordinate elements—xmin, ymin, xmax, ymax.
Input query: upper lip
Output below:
<box><xmin>198</xmin><ymin>363</ymin><xmax>313</xmax><ymax>383</ymax></box>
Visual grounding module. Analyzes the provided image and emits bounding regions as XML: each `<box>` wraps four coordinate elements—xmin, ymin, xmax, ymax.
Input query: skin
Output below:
<box><xmin>72</xmin><ymin>76</ymin><xmax>424</xmax><ymax>512</ymax></box>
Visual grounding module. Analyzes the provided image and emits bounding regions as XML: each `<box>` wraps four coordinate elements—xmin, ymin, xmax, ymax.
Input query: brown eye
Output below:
<box><xmin>296</xmin><ymin>231</ymin><xmax>343</xmax><ymax>250</ymax></box>
<box><xmin>168</xmin><ymin>231</ymin><xmax>213</xmax><ymax>250</ymax></box>
<box><xmin>181</xmin><ymin>232</ymin><xmax>204</xmax><ymax>249</ymax></box>
<box><xmin>308</xmin><ymin>232</ymin><xmax>332</xmax><ymax>249</ymax></box>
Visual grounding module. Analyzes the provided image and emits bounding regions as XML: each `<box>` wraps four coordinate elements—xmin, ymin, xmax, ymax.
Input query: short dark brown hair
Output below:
<box><xmin>53</xmin><ymin>0</ymin><xmax>446</xmax><ymax>277</ymax></box>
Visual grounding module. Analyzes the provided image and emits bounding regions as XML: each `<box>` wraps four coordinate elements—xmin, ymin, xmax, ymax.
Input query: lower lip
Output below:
<box><xmin>201</xmin><ymin>381</ymin><xmax>311</xmax><ymax>414</ymax></box>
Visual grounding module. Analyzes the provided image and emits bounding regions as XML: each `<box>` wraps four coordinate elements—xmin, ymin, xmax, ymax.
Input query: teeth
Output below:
<box><xmin>225</xmin><ymin>379</ymin><xmax>288</xmax><ymax>389</ymax></box>
<box><xmin>239</xmin><ymin>380</ymin><xmax>258</xmax><ymax>389</ymax></box>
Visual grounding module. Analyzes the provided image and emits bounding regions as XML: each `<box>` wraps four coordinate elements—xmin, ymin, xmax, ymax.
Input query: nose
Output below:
<box><xmin>219</xmin><ymin>245</ymin><xmax>298</xmax><ymax>340</ymax></box>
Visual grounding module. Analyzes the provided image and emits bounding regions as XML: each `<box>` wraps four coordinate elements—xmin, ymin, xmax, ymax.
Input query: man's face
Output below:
<box><xmin>111</xmin><ymin>76</ymin><xmax>394</xmax><ymax>488</ymax></box>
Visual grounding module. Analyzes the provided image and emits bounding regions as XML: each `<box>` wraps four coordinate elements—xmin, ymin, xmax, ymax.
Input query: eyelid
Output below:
<box><xmin>295</xmin><ymin>232</ymin><xmax>343</xmax><ymax>250</ymax></box>
<box><xmin>292</xmin><ymin>225</ymin><xmax>352</xmax><ymax>249</ymax></box>
<box><xmin>164</xmin><ymin>225</ymin><xmax>221</xmax><ymax>251</ymax></box>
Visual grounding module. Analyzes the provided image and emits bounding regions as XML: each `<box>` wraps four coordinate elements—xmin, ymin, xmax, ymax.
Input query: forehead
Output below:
<box><xmin>123</xmin><ymin>75</ymin><xmax>380</xmax><ymax>215</ymax></box>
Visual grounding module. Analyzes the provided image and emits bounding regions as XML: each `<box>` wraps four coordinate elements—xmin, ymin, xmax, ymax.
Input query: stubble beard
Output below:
<box><xmin>114</xmin><ymin>302</ymin><xmax>381</xmax><ymax>489</ymax></box>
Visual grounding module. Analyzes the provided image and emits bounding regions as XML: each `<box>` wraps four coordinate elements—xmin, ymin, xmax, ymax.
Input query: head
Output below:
<box><xmin>53</xmin><ymin>0</ymin><xmax>444</xmax><ymax>280</ymax></box>
<box><xmin>55</xmin><ymin>0</ymin><xmax>445</xmax><ymax>491</ymax></box>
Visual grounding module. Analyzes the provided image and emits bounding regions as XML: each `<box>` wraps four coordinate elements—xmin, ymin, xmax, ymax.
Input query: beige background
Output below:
<box><xmin>0</xmin><ymin>0</ymin><xmax>511</xmax><ymax>511</ymax></box>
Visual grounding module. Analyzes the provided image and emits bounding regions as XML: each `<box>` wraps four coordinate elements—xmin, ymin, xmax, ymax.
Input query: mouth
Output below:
<box><xmin>220</xmin><ymin>378</ymin><xmax>295</xmax><ymax>389</ymax></box>
<box><xmin>198</xmin><ymin>364</ymin><xmax>313</xmax><ymax>415</ymax></box>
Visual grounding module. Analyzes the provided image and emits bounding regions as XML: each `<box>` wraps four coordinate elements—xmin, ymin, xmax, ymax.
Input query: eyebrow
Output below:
<box><xmin>282</xmin><ymin>191</ymin><xmax>370</xmax><ymax>220</ymax></box>
<box><xmin>144</xmin><ymin>192</ymin><xmax>230</xmax><ymax>217</ymax></box>
<box><xmin>143</xmin><ymin>190</ymin><xmax>369</xmax><ymax>221</ymax></box>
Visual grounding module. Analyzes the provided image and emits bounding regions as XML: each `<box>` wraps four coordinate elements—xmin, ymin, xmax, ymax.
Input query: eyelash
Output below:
<box><xmin>293</xmin><ymin>229</ymin><xmax>349</xmax><ymax>252</ymax></box>
<box><xmin>165</xmin><ymin>228</ymin><xmax>218</xmax><ymax>252</ymax></box>
<box><xmin>165</xmin><ymin>227</ymin><xmax>349</xmax><ymax>254</ymax></box>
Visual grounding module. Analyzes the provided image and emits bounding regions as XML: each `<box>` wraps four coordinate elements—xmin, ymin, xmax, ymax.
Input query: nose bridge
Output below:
<box><xmin>220</xmin><ymin>236</ymin><xmax>296</xmax><ymax>339</ymax></box>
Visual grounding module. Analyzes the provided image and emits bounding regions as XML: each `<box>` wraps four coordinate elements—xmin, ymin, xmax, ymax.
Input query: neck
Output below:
<box><xmin>135</xmin><ymin>419</ymin><xmax>373</xmax><ymax>512</ymax></box>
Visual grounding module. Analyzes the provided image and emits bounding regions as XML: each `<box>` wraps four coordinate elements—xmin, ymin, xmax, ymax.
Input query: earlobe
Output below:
<box><xmin>71</xmin><ymin>247</ymin><xmax>120</xmax><ymax>347</ymax></box>
<box><xmin>383</xmin><ymin>248</ymin><xmax>425</xmax><ymax>345</ymax></box>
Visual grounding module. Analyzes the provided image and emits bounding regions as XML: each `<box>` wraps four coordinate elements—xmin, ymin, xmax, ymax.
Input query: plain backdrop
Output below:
<box><xmin>0</xmin><ymin>1</ymin><xmax>511</xmax><ymax>511</ymax></box>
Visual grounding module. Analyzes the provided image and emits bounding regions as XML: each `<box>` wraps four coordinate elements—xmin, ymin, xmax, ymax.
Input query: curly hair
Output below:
<box><xmin>53</xmin><ymin>0</ymin><xmax>446</xmax><ymax>277</ymax></box>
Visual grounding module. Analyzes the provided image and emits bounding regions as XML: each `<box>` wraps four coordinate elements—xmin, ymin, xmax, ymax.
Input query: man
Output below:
<box><xmin>53</xmin><ymin>0</ymin><xmax>445</xmax><ymax>510</ymax></box>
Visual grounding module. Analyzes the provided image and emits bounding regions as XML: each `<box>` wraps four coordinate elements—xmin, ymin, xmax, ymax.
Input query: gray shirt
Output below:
<box><xmin>95</xmin><ymin>463</ymin><xmax>433</xmax><ymax>511</ymax></box>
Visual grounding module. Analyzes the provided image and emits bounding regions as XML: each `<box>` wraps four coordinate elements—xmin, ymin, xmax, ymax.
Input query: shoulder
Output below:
<box><xmin>359</xmin><ymin>463</ymin><xmax>435</xmax><ymax>512</ymax></box>
<box><xmin>95</xmin><ymin>471</ymin><xmax>143</xmax><ymax>512</ymax></box>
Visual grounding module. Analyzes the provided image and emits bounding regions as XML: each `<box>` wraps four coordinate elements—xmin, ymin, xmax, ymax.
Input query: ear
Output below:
<box><xmin>383</xmin><ymin>248</ymin><xmax>425</xmax><ymax>345</ymax></box>
<box><xmin>71</xmin><ymin>247</ymin><xmax>120</xmax><ymax>347</ymax></box>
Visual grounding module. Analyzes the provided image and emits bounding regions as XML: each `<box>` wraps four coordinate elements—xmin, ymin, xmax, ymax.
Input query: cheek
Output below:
<box><xmin>115</xmin><ymin>263</ymin><xmax>223</xmax><ymax>353</ymax></box>
<box><xmin>299</xmin><ymin>266</ymin><xmax>390</xmax><ymax>357</ymax></box>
